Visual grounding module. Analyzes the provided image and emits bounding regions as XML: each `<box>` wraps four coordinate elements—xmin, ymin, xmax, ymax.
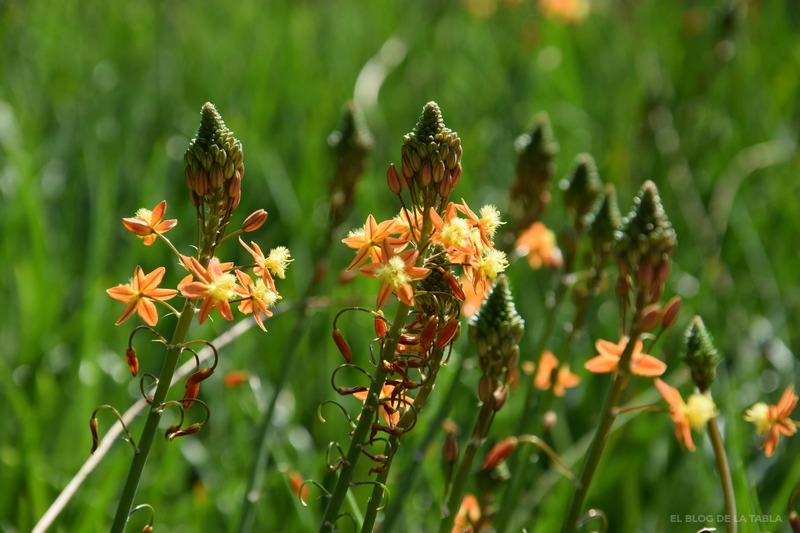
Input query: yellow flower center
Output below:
<box><xmin>684</xmin><ymin>394</ymin><xmax>718</xmax><ymax>429</ymax></box>
<box><xmin>439</xmin><ymin>218</ymin><xmax>471</xmax><ymax>247</ymax></box>
<box><xmin>135</xmin><ymin>208</ymin><xmax>154</xmax><ymax>225</ymax></box>
<box><xmin>264</xmin><ymin>246</ymin><xmax>292</xmax><ymax>279</ymax></box>
<box><xmin>253</xmin><ymin>279</ymin><xmax>279</xmax><ymax>307</ymax></box>
<box><xmin>478</xmin><ymin>248</ymin><xmax>508</xmax><ymax>280</ymax></box>
<box><xmin>206</xmin><ymin>273</ymin><xmax>238</xmax><ymax>303</ymax></box>
<box><xmin>373</xmin><ymin>256</ymin><xmax>410</xmax><ymax>289</ymax></box>
<box><xmin>479</xmin><ymin>205</ymin><xmax>502</xmax><ymax>238</ymax></box>
<box><xmin>744</xmin><ymin>402</ymin><xmax>770</xmax><ymax>434</ymax></box>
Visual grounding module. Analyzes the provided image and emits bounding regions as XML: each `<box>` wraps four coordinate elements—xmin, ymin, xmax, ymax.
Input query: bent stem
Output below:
<box><xmin>560</xmin><ymin>330</ymin><xmax>640</xmax><ymax>533</ymax></box>
<box><xmin>707</xmin><ymin>416</ymin><xmax>737</xmax><ymax>533</ymax></box>
<box><xmin>110</xmin><ymin>298</ymin><xmax>196</xmax><ymax>533</ymax></box>
<box><xmin>360</xmin><ymin>346</ymin><xmax>448</xmax><ymax>532</ymax></box>
<box><xmin>438</xmin><ymin>397</ymin><xmax>495</xmax><ymax>533</ymax></box>
<box><xmin>319</xmin><ymin>301</ymin><xmax>412</xmax><ymax>533</ymax></box>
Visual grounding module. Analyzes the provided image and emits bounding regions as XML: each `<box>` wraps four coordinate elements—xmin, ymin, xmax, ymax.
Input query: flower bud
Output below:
<box><xmin>332</xmin><ymin>329</ymin><xmax>352</xmax><ymax>364</ymax></box>
<box><xmin>386</xmin><ymin>163</ymin><xmax>402</xmax><ymax>194</ymax></box>
<box><xmin>443</xmin><ymin>431</ymin><xmax>459</xmax><ymax>465</ymax></box>
<box><xmin>241</xmin><ymin>209</ymin><xmax>268</xmax><ymax>233</ymax></box>
<box><xmin>90</xmin><ymin>417</ymin><xmax>99</xmax><ymax>454</ymax></box>
<box><xmin>125</xmin><ymin>347</ymin><xmax>139</xmax><ymax>377</ymax></box>
<box><xmin>661</xmin><ymin>295</ymin><xmax>681</xmax><ymax>329</ymax></box>
<box><xmin>167</xmin><ymin>422</ymin><xmax>202</xmax><ymax>441</ymax></box>
<box><xmin>683</xmin><ymin>316</ymin><xmax>721</xmax><ymax>393</ymax></box>
<box><xmin>481</xmin><ymin>437</ymin><xmax>518</xmax><ymax>470</ymax></box>
<box><xmin>562</xmin><ymin>153</ymin><xmax>602</xmax><ymax>232</ymax></box>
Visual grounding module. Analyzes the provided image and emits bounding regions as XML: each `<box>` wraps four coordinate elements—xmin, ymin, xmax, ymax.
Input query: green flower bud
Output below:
<box><xmin>402</xmin><ymin>102</ymin><xmax>462</xmax><ymax>202</ymax></box>
<box><xmin>562</xmin><ymin>153</ymin><xmax>602</xmax><ymax>232</ymax></box>
<box><xmin>615</xmin><ymin>180</ymin><xmax>677</xmax><ymax>302</ymax></box>
<box><xmin>683</xmin><ymin>316</ymin><xmax>721</xmax><ymax>393</ymax></box>
<box><xmin>469</xmin><ymin>275</ymin><xmax>524</xmax><ymax>387</ymax></box>
<box><xmin>507</xmin><ymin>112</ymin><xmax>559</xmax><ymax>232</ymax></box>
<box><xmin>327</xmin><ymin>100</ymin><xmax>373</xmax><ymax>229</ymax></box>
<box><xmin>586</xmin><ymin>183</ymin><xmax>622</xmax><ymax>261</ymax></box>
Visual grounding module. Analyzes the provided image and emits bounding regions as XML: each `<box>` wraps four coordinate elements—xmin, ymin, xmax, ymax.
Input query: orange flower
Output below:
<box><xmin>353</xmin><ymin>383</ymin><xmax>414</xmax><ymax>427</ymax></box>
<box><xmin>744</xmin><ymin>385</ymin><xmax>798</xmax><ymax>457</ymax></box>
<box><xmin>452</xmin><ymin>493</ymin><xmax>481</xmax><ymax>533</ymax></box>
<box><xmin>538</xmin><ymin>0</ymin><xmax>589</xmax><ymax>24</ymax></box>
<box><xmin>460</xmin><ymin>275</ymin><xmax>488</xmax><ymax>318</ymax></box>
<box><xmin>454</xmin><ymin>199</ymin><xmax>503</xmax><ymax>248</ymax></box>
<box><xmin>654</xmin><ymin>379</ymin><xmax>718</xmax><ymax>452</ymax></box>
<box><xmin>359</xmin><ymin>241</ymin><xmax>429</xmax><ymax>309</ymax></box>
<box><xmin>534</xmin><ymin>351</ymin><xmax>580</xmax><ymax>397</ymax></box>
<box><xmin>122</xmin><ymin>200</ymin><xmax>177</xmax><ymax>246</ymax></box>
<box><xmin>342</xmin><ymin>214</ymin><xmax>401</xmax><ymax>271</ymax></box>
<box><xmin>239</xmin><ymin>238</ymin><xmax>292</xmax><ymax>292</ymax></box>
<box><xmin>106</xmin><ymin>266</ymin><xmax>178</xmax><ymax>326</ymax></box>
<box><xmin>584</xmin><ymin>337</ymin><xmax>667</xmax><ymax>377</ymax></box>
<box><xmin>234</xmin><ymin>270</ymin><xmax>278</xmax><ymax>332</ymax></box>
<box><xmin>179</xmin><ymin>256</ymin><xmax>238</xmax><ymax>324</ymax></box>
<box><xmin>515</xmin><ymin>221</ymin><xmax>563</xmax><ymax>270</ymax></box>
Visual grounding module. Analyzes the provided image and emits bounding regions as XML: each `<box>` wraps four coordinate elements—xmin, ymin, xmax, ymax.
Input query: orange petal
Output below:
<box><xmin>115</xmin><ymin>301</ymin><xmax>138</xmax><ymax>325</ymax></box>
<box><xmin>631</xmin><ymin>354</ymin><xmax>667</xmax><ymax>377</ymax></box>
<box><xmin>151</xmin><ymin>200</ymin><xmax>167</xmax><ymax>223</ymax></box>
<box><xmin>137</xmin><ymin>298</ymin><xmax>159</xmax><ymax>326</ymax></box>
<box><xmin>106</xmin><ymin>285</ymin><xmax>135</xmax><ymax>302</ymax></box>
<box><xmin>584</xmin><ymin>355</ymin><xmax>618</xmax><ymax>374</ymax></box>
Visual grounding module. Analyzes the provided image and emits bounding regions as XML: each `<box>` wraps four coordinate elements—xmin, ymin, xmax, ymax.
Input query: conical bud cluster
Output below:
<box><xmin>562</xmin><ymin>154</ymin><xmax>602</xmax><ymax>232</ymax></box>
<box><xmin>615</xmin><ymin>180</ymin><xmax>677</xmax><ymax>303</ymax></box>
<box><xmin>468</xmin><ymin>275</ymin><xmax>524</xmax><ymax>388</ymax></box>
<box><xmin>400</xmin><ymin>101</ymin><xmax>462</xmax><ymax>200</ymax></box>
<box><xmin>328</xmin><ymin>100</ymin><xmax>374</xmax><ymax>229</ymax></box>
<box><xmin>184</xmin><ymin>102</ymin><xmax>245</xmax><ymax>210</ymax></box>
<box><xmin>508</xmin><ymin>113</ymin><xmax>559</xmax><ymax>232</ymax></box>
<box><xmin>586</xmin><ymin>183</ymin><xmax>622</xmax><ymax>261</ymax></box>
<box><xmin>683</xmin><ymin>316</ymin><xmax>721</xmax><ymax>393</ymax></box>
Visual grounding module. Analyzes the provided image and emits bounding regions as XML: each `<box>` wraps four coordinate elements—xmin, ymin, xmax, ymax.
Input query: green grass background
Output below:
<box><xmin>1</xmin><ymin>1</ymin><xmax>799</xmax><ymax>531</ymax></box>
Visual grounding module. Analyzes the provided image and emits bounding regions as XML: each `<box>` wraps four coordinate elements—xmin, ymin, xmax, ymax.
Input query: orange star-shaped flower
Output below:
<box><xmin>359</xmin><ymin>241</ymin><xmax>429</xmax><ymax>309</ymax></box>
<box><xmin>654</xmin><ymin>378</ymin><xmax>718</xmax><ymax>452</ymax></box>
<box><xmin>179</xmin><ymin>256</ymin><xmax>238</xmax><ymax>324</ymax></box>
<box><xmin>106</xmin><ymin>266</ymin><xmax>178</xmax><ymax>326</ymax></box>
<box><xmin>122</xmin><ymin>200</ymin><xmax>178</xmax><ymax>246</ymax></box>
<box><xmin>239</xmin><ymin>238</ymin><xmax>292</xmax><ymax>292</ymax></box>
<box><xmin>584</xmin><ymin>337</ymin><xmax>667</xmax><ymax>377</ymax></box>
<box><xmin>744</xmin><ymin>385</ymin><xmax>798</xmax><ymax>457</ymax></box>
<box><xmin>352</xmin><ymin>383</ymin><xmax>414</xmax><ymax>427</ymax></box>
<box><xmin>234</xmin><ymin>269</ymin><xmax>278</xmax><ymax>332</ymax></box>
<box><xmin>515</xmin><ymin>221</ymin><xmax>563</xmax><ymax>270</ymax></box>
<box><xmin>534</xmin><ymin>351</ymin><xmax>581</xmax><ymax>397</ymax></box>
<box><xmin>342</xmin><ymin>214</ymin><xmax>402</xmax><ymax>271</ymax></box>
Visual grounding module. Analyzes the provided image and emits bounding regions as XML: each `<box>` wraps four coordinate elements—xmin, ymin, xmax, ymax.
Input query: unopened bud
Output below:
<box><xmin>374</xmin><ymin>313</ymin><xmax>388</xmax><ymax>338</ymax></box>
<box><xmin>481</xmin><ymin>437</ymin><xmax>518</xmax><ymax>470</ymax></box>
<box><xmin>789</xmin><ymin>510</ymin><xmax>799</xmax><ymax>533</ymax></box>
<box><xmin>183</xmin><ymin>367</ymin><xmax>214</xmax><ymax>409</ymax></box>
<box><xmin>332</xmin><ymin>329</ymin><xmax>352</xmax><ymax>364</ymax></box>
<box><xmin>90</xmin><ymin>417</ymin><xmax>99</xmax><ymax>454</ymax></box>
<box><xmin>386</xmin><ymin>163</ymin><xmax>402</xmax><ymax>194</ymax></box>
<box><xmin>167</xmin><ymin>422</ymin><xmax>202</xmax><ymax>441</ymax></box>
<box><xmin>420</xmin><ymin>316</ymin><xmax>439</xmax><ymax>352</ymax></box>
<box><xmin>661</xmin><ymin>295</ymin><xmax>681</xmax><ymax>329</ymax></box>
<box><xmin>436</xmin><ymin>319</ymin><xmax>460</xmax><ymax>349</ymax></box>
<box><xmin>241</xmin><ymin>209</ymin><xmax>268</xmax><ymax>232</ymax></box>
<box><xmin>478</xmin><ymin>376</ymin><xmax>494</xmax><ymax>404</ymax></box>
<box><xmin>443</xmin><ymin>431</ymin><xmax>459</xmax><ymax>465</ymax></box>
<box><xmin>493</xmin><ymin>385</ymin><xmax>509</xmax><ymax>411</ymax></box>
<box><xmin>125</xmin><ymin>347</ymin><xmax>139</xmax><ymax>377</ymax></box>
<box><xmin>683</xmin><ymin>316</ymin><xmax>721</xmax><ymax>393</ymax></box>
<box><xmin>639</xmin><ymin>304</ymin><xmax>662</xmax><ymax>332</ymax></box>
<box><xmin>542</xmin><ymin>410</ymin><xmax>558</xmax><ymax>433</ymax></box>
<box><xmin>222</xmin><ymin>370</ymin><xmax>250</xmax><ymax>388</ymax></box>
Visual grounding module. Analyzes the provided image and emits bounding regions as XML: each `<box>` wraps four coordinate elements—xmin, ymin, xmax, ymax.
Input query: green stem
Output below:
<box><xmin>110</xmin><ymin>298</ymin><xmax>196</xmax><ymax>533</ymax></box>
<box><xmin>360</xmin><ymin>348</ymin><xmax>446</xmax><ymax>532</ymax></box>
<box><xmin>438</xmin><ymin>398</ymin><xmax>495</xmax><ymax>533</ymax></box>
<box><xmin>319</xmin><ymin>301</ymin><xmax>411</xmax><ymax>533</ymax></box>
<box><xmin>560</xmin><ymin>330</ymin><xmax>640</xmax><ymax>533</ymax></box>
<box><xmin>707</xmin><ymin>416</ymin><xmax>737</xmax><ymax>533</ymax></box>
<box><xmin>380</xmin><ymin>356</ymin><xmax>465</xmax><ymax>532</ymax></box>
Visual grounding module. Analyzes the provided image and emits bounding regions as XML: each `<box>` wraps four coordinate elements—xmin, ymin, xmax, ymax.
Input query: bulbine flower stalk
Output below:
<box><xmin>102</xmin><ymin>103</ymin><xmax>290</xmax><ymax>532</ymax></box>
<box><xmin>319</xmin><ymin>102</ymin><xmax>508</xmax><ymax>532</ymax></box>
<box><xmin>562</xmin><ymin>181</ymin><xmax>676</xmax><ymax>533</ymax></box>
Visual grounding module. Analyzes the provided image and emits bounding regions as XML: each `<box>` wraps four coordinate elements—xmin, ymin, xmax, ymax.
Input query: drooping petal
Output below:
<box><xmin>630</xmin><ymin>354</ymin><xmax>667</xmax><ymax>377</ymax></box>
<box><xmin>584</xmin><ymin>354</ymin><xmax>618</xmax><ymax>374</ymax></box>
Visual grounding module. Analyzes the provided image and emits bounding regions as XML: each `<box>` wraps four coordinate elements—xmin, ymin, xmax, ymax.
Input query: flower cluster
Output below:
<box><xmin>107</xmin><ymin>202</ymin><xmax>290</xmax><ymax>333</ymax></box>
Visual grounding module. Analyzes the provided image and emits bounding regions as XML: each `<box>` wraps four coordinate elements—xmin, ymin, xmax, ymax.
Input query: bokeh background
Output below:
<box><xmin>2</xmin><ymin>1</ymin><xmax>799</xmax><ymax>531</ymax></box>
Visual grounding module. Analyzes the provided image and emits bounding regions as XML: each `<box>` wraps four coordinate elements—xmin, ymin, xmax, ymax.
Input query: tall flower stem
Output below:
<box><xmin>110</xmin><ymin>298</ymin><xmax>196</xmax><ymax>533</ymax></box>
<box><xmin>319</xmin><ymin>301</ymin><xmax>412</xmax><ymax>533</ymax></box>
<box><xmin>438</xmin><ymin>398</ymin><xmax>496</xmax><ymax>533</ymax></box>
<box><xmin>560</xmin><ymin>330</ymin><xmax>641</xmax><ymax>533</ymax></box>
<box><xmin>707</xmin><ymin>417</ymin><xmax>737</xmax><ymax>533</ymax></box>
<box><xmin>360</xmin><ymin>347</ymin><xmax>447</xmax><ymax>532</ymax></box>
